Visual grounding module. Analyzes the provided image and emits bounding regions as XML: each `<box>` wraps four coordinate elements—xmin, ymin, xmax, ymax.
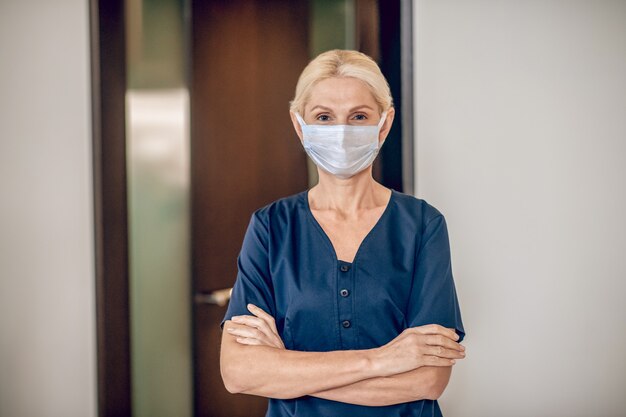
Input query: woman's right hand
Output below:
<box><xmin>371</xmin><ymin>324</ymin><xmax>466</xmax><ymax>377</ymax></box>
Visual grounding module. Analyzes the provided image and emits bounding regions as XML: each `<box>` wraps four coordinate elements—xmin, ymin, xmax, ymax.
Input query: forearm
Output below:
<box><xmin>310</xmin><ymin>366</ymin><xmax>452</xmax><ymax>407</ymax></box>
<box><xmin>220</xmin><ymin>320</ymin><xmax>380</xmax><ymax>399</ymax></box>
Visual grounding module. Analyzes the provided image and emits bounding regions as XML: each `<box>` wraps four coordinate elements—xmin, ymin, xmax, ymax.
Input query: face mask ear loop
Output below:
<box><xmin>294</xmin><ymin>112</ymin><xmax>307</xmax><ymax>127</ymax></box>
<box><xmin>376</xmin><ymin>111</ymin><xmax>388</xmax><ymax>148</ymax></box>
<box><xmin>377</xmin><ymin>111</ymin><xmax>388</xmax><ymax>129</ymax></box>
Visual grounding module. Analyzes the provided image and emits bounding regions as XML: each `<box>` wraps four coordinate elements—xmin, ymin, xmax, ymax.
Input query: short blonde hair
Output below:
<box><xmin>289</xmin><ymin>49</ymin><xmax>393</xmax><ymax>115</ymax></box>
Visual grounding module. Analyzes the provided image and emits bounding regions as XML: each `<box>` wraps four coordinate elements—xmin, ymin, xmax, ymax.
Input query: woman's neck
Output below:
<box><xmin>308</xmin><ymin>168</ymin><xmax>390</xmax><ymax>215</ymax></box>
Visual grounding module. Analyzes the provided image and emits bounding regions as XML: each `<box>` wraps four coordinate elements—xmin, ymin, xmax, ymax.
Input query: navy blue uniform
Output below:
<box><xmin>222</xmin><ymin>188</ymin><xmax>465</xmax><ymax>416</ymax></box>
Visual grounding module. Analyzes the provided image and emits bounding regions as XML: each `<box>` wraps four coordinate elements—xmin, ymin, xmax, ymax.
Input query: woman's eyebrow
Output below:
<box><xmin>310</xmin><ymin>105</ymin><xmax>333</xmax><ymax>112</ymax></box>
<box><xmin>349</xmin><ymin>105</ymin><xmax>375</xmax><ymax>112</ymax></box>
<box><xmin>310</xmin><ymin>105</ymin><xmax>375</xmax><ymax>112</ymax></box>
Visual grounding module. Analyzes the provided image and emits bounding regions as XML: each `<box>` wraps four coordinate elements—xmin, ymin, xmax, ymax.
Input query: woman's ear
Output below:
<box><xmin>378</xmin><ymin>107</ymin><xmax>396</xmax><ymax>144</ymax></box>
<box><xmin>289</xmin><ymin>111</ymin><xmax>304</xmax><ymax>142</ymax></box>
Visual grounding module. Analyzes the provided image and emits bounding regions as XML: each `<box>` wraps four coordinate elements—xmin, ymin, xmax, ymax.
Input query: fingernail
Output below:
<box><xmin>451</xmin><ymin>359</ymin><xmax>456</xmax><ymax>364</ymax></box>
<box><xmin>247</xmin><ymin>303</ymin><xmax>255</xmax><ymax>309</ymax></box>
<box><xmin>226</xmin><ymin>328</ymin><xmax>234</xmax><ymax>332</ymax></box>
<box><xmin>231</xmin><ymin>316</ymin><xmax>241</xmax><ymax>321</ymax></box>
<box><xmin>460</xmin><ymin>345</ymin><xmax>465</xmax><ymax>351</ymax></box>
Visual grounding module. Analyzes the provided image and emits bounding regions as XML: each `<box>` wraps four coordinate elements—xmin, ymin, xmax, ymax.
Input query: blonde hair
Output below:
<box><xmin>289</xmin><ymin>49</ymin><xmax>393</xmax><ymax>115</ymax></box>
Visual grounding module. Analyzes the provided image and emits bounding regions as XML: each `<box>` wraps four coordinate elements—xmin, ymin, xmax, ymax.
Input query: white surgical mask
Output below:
<box><xmin>295</xmin><ymin>111</ymin><xmax>387</xmax><ymax>179</ymax></box>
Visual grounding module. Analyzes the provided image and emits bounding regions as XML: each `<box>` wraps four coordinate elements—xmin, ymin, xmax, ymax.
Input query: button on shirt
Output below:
<box><xmin>221</xmin><ymin>188</ymin><xmax>465</xmax><ymax>417</ymax></box>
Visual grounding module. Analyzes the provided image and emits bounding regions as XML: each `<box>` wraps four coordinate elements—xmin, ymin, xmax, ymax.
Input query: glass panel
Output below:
<box><xmin>125</xmin><ymin>0</ymin><xmax>192</xmax><ymax>416</ymax></box>
<box><xmin>310</xmin><ymin>0</ymin><xmax>356</xmax><ymax>56</ymax></box>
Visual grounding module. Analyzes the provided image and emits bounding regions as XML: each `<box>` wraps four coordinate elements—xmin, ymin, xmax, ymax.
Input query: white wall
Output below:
<box><xmin>415</xmin><ymin>1</ymin><xmax>626</xmax><ymax>416</ymax></box>
<box><xmin>0</xmin><ymin>1</ymin><xmax>97</xmax><ymax>417</ymax></box>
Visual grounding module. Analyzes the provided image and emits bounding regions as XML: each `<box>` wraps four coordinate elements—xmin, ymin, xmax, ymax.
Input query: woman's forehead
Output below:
<box><xmin>306</xmin><ymin>77</ymin><xmax>377</xmax><ymax>110</ymax></box>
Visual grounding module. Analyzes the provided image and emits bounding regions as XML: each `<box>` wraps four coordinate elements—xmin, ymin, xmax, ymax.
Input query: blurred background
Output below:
<box><xmin>1</xmin><ymin>1</ymin><xmax>625</xmax><ymax>417</ymax></box>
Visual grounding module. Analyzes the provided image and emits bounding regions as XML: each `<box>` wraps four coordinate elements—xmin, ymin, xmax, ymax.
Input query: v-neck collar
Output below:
<box><xmin>302</xmin><ymin>188</ymin><xmax>395</xmax><ymax>265</ymax></box>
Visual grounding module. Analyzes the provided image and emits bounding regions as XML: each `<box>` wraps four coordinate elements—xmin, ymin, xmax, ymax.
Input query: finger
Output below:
<box><xmin>226</xmin><ymin>326</ymin><xmax>259</xmax><ymax>338</ymax></box>
<box><xmin>227</xmin><ymin>327</ymin><xmax>283</xmax><ymax>348</ymax></box>
<box><xmin>247</xmin><ymin>304</ymin><xmax>278</xmax><ymax>333</ymax></box>
<box><xmin>226</xmin><ymin>326</ymin><xmax>268</xmax><ymax>342</ymax></box>
<box><xmin>424</xmin><ymin>334</ymin><xmax>464</xmax><ymax>352</ymax></box>
<box><xmin>423</xmin><ymin>345</ymin><xmax>466</xmax><ymax>360</ymax></box>
<box><xmin>412</xmin><ymin>324</ymin><xmax>459</xmax><ymax>341</ymax></box>
<box><xmin>232</xmin><ymin>316</ymin><xmax>282</xmax><ymax>347</ymax></box>
<box><xmin>232</xmin><ymin>309</ymin><xmax>284</xmax><ymax>349</ymax></box>
<box><xmin>231</xmin><ymin>315</ymin><xmax>275</xmax><ymax>339</ymax></box>
<box><xmin>231</xmin><ymin>314</ymin><xmax>266</xmax><ymax>329</ymax></box>
<box><xmin>413</xmin><ymin>324</ymin><xmax>458</xmax><ymax>341</ymax></box>
<box><xmin>243</xmin><ymin>305</ymin><xmax>282</xmax><ymax>345</ymax></box>
<box><xmin>423</xmin><ymin>355</ymin><xmax>457</xmax><ymax>367</ymax></box>
<box><xmin>234</xmin><ymin>337</ymin><xmax>264</xmax><ymax>346</ymax></box>
<box><xmin>226</xmin><ymin>322</ymin><xmax>284</xmax><ymax>348</ymax></box>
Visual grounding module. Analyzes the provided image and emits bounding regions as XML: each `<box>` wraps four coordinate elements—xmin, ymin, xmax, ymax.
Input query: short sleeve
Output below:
<box><xmin>407</xmin><ymin>214</ymin><xmax>466</xmax><ymax>342</ymax></box>
<box><xmin>220</xmin><ymin>209</ymin><xmax>275</xmax><ymax>330</ymax></box>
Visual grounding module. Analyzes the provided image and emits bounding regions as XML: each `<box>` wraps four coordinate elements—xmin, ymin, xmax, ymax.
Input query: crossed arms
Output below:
<box><xmin>220</xmin><ymin>304</ymin><xmax>465</xmax><ymax>407</ymax></box>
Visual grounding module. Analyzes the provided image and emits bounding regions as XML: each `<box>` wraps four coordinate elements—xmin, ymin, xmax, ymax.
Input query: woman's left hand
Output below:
<box><xmin>225</xmin><ymin>303</ymin><xmax>285</xmax><ymax>349</ymax></box>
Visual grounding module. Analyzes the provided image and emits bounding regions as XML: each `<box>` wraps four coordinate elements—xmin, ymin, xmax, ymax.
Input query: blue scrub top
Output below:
<box><xmin>221</xmin><ymin>188</ymin><xmax>465</xmax><ymax>417</ymax></box>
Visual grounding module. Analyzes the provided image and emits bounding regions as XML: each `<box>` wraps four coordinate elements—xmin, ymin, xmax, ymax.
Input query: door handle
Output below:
<box><xmin>194</xmin><ymin>287</ymin><xmax>233</xmax><ymax>306</ymax></box>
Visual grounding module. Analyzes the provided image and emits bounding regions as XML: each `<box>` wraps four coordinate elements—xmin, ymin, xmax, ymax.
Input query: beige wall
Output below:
<box><xmin>415</xmin><ymin>1</ymin><xmax>626</xmax><ymax>416</ymax></box>
<box><xmin>0</xmin><ymin>1</ymin><xmax>97</xmax><ymax>417</ymax></box>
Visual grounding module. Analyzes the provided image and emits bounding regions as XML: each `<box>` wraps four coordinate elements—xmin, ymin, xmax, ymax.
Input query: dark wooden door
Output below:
<box><xmin>190</xmin><ymin>1</ymin><xmax>309</xmax><ymax>416</ymax></box>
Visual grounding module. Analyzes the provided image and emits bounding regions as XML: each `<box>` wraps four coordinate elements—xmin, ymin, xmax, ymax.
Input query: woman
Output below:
<box><xmin>220</xmin><ymin>49</ymin><xmax>466</xmax><ymax>417</ymax></box>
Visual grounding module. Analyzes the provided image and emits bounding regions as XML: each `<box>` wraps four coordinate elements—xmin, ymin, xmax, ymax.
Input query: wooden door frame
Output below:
<box><xmin>90</xmin><ymin>0</ymin><xmax>132</xmax><ymax>416</ymax></box>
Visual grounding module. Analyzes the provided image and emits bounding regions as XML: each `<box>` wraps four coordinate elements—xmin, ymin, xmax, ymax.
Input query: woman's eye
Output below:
<box><xmin>353</xmin><ymin>114</ymin><xmax>367</xmax><ymax>121</ymax></box>
<box><xmin>316</xmin><ymin>114</ymin><xmax>330</xmax><ymax>122</ymax></box>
